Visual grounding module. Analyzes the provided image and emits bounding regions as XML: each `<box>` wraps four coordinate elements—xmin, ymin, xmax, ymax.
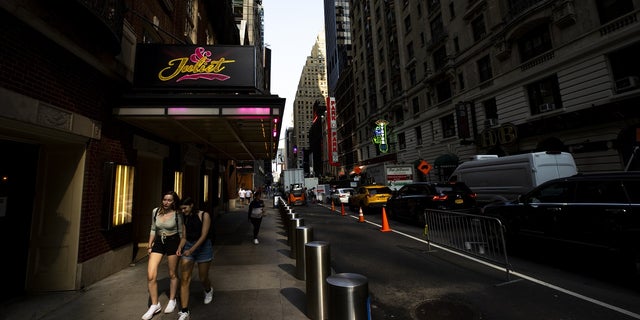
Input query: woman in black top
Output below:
<box><xmin>248</xmin><ymin>191</ymin><xmax>265</xmax><ymax>244</ymax></box>
<box><xmin>177</xmin><ymin>197</ymin><xmax>214</xmax><ymax>320</ymax></box>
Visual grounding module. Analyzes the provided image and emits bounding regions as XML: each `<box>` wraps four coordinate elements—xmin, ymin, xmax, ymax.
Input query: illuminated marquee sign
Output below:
<box><xmin>134</xmin><ymin>44</ymin><xmax>258</xmax><ymax>88</ymax></box>
<box><xmin>326</xmin><ymin>97</ymin><xmax>339</xmax><ymax>166</ymax></box>
<box><xmin>372</xmin><ymin>119</ymin><xmax>389</xmax><ymax>153</ymax></box>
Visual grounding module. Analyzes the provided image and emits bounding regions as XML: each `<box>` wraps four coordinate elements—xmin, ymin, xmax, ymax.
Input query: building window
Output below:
<box><xmin>407</xmin><ymin>41</ymin><xmax>414</xmax><ymax>60</ymax></box>
<box><xmin>395</xmin><ymin>108</ymin><xmax>405</xmax><ymax>122</ymax></box>
<box><xmin>477</xmin><ymin>55</ymin><xmax>493</xmax><ymax>82</ymax></box>
<box><xmin>517</xmin><ymin>24</ymin><xmax>552</xmax><ymax>62</ymax></box>
<box><xmin>433</xmin><ymin>46</ymin><xmax>448</xmax><ymax>71</ymax></box>
<box><xmin>596</xmin><ymin>0</ymin><xmax>634</xmax><ymax>24</ymax></box>
<box><xmin>103</xmin><ymin>162</ymin><xmax>135</xmax><ymax>230</ymax></box>
<box><xmin>449</xmin><ymin>2</ymin><xmax>455</xmax><ymax>19</ymax></box>
<box><xmin>440</xmin><ymin>114</ymin><xmax>456</xmax><ymax>138</ymax></box>
<box><xmin>483</xmin><ymin>97</ymin><xmax>497</xmax><ymax>119</ymax></box>
<box><xmin>435</xmin><ymin>79</ymin><xmax>452</xmax><ymax>103</ymax></box>
<box><xmin>404</xmin><ymin>15</ymin><xmax>412</xmax><ymax>33</ymax></box>
<box><xmin>430</xmin><ymin>14</ymin><xmax>444</xmax><ymax>39</ymax></box>
<box><xmin>409</xmin><ymin>67</ymin><xmax>417</xmax><ymax>85</ymax></box>
<box><xmin>398</xmin><ymin>132</ymin><xmax>406</xmax><ymax>149</ymax></box>
<box><xmin>412</xmin><ymin>97</ymin><xmax>420</xmax><ymax>114</ymax></box>
<box><xmin>458</xmin><ymin>72</ymin><xmax>465</xmax><ymax>90</ymax></box>
<box><xmin>415</xmin><ymin>126</ymin><xmax>423</xmax><ymax>145</ymax></box>
<box><xmin>471</xmin><ymin>14</ymin><xmax>486</xmax><ymax>42</ymax></box>
<box><xmin>453</xmin><ymin>36</ymin><xmax>460</xmax><ymax>53</ymax></box>
<box><xmin>427</xmin><ymin>0</ymin><xmax>440</xmax><ymax>11</ymax></box>
<box><xmin>527</xmin><ymin>75</ymin><xmax>562</xmax><ymax>114</ymax></box>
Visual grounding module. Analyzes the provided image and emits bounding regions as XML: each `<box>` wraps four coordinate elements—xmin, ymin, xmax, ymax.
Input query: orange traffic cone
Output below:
<box><xmin>358</xmin><ymin>207</ymin><xmax>365</xmax><ymax>223</ymax></box>
<box><xmin>331</xmin><ymin>201</ymin><xmax>335</xmax><ymax>212</ymax></box>
<box><xmin>341</xmin><ymin>203</ymin><xmax>346</xmax><ymax>216</ymax></box>
<box><xmin>380</xmin><ymin>207</ymin><xmax>392</xmax><ymax>232</ymax></box>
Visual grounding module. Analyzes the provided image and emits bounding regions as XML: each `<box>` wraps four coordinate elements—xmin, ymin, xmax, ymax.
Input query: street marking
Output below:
<box><xmin>340</xmin><ymin>210</ymin><xmax>640</xmax><ymax>319</ymax></box>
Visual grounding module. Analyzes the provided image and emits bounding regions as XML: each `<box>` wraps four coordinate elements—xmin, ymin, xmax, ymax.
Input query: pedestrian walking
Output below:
<box><xmin>238</xmin><ymin>188</ymin><xmax>245</xmax><ymax>208</ymax></box>
<box><xmin>142</xmin><ymin>191</ymin><xmax>183</xmax><ymax>320</ymax></box>
<box><xmin>245</xmin><ymin>188</ymin><xmax>252</xmax><ymax>205</ymax></box>
<box><xmin>177</xmin><ymin>197</ymin><xmax>214</xmax><ymax>320</ymax></box>
<box><xmin>248</xmin><ymin>191</ymin><xmax>266</xmax><ymax>244</ymax></box>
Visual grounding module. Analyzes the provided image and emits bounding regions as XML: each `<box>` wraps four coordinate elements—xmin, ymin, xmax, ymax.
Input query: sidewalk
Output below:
<box><xmin>1</xmin><ymin>197</ymin><xmax>309</xmax><ymax>320</ymax></box>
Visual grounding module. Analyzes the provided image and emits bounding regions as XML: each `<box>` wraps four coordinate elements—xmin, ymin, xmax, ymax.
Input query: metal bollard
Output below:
<box><xmin>305</xmin><ymin>241</ymin><xmax>331</xmax><ymax>320</ymax></box>
<box><xmin>289</xmin><ymin>218</ymin><xmax>304</xmax><ymax>258</ymax></box>
<box><xmin>327</xmin><ymin>273</ymin><xmax>369</xmax><ymax>320</ymax></box>
<box><xmin>285</xmin><ymin>212</ymin><xmax>297</xmax><ymax>237</ymax></box>
<box><xmin>295</xmin><ymin>226</ymin><xmax>313</xmax><ymax>280</ymax></box>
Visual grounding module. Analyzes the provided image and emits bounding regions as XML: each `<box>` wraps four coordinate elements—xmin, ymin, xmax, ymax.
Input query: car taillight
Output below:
<box><xmin>470</xmin><ymin>193</ymin><xmax>477</xmax><ymax>198</ymax></box>
<box><xmin>433</xmin><ymin>194</ymin><xmax>448</xmax><ymax>201</ymax></box>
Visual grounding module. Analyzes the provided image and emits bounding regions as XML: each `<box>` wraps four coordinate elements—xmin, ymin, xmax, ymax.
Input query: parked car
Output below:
<box><xmin>331</xmin><ymin>188</ymin><xmax>355</xmax><ymax>205</ymax></box>
<box><xmin>349</xmin><ymin>185</ymin><xmax>393</xmax><ymax>213</ymax></box>
<box><xmin>481</xmin><ymin>171</ymin><xmax>640</xmax><ymax>277</ymax></box>
<box><xmin>386</xmin><ymin>182</ymin><xmax>478</xmax><ymax>225</ymax></box>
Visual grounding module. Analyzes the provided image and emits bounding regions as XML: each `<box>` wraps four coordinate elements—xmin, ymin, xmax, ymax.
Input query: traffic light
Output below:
<box><xmin>293</xmin><ymin>145</ymin><xmax>298</xmax><ymax>154</ymax></box>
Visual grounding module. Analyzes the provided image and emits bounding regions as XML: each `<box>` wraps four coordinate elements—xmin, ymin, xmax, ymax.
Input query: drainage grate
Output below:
<box><xmin>412</xmin><ymin>299</ymin><xmax>478</xmax><ymax>320</ymax></box>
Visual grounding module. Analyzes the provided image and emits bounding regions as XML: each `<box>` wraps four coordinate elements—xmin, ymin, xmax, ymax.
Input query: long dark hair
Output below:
<box><xmin>159</xmin><ymin>190</ymin><xmax>181</xmax><ymax>214</ymax></box>
<box><xmin>181</xmin><ymin>196</ymin><xmax>198</xmax><ymax>214</ymax></box>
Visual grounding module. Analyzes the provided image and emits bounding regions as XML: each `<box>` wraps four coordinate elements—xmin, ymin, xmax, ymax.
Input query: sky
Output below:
<box><xmin>263</xmin><ymin>1</ymin><xmax>325</xmax><ymax>149</ymax></box>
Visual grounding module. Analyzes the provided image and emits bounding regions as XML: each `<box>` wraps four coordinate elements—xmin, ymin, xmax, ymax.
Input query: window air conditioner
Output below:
<box><xmin>615</xmin><ymin>76</ymin><xmax>640</xmax><ymax>92</ymax></box>
<box><xmin>484</xmin><ymin>118</ymin><xmax>499</xmax><ymax>127</ymax></box>
<box><xmin>538</xmin><ymin>103</ymin><xmax>556</xmax><ymax>113</ymax></box>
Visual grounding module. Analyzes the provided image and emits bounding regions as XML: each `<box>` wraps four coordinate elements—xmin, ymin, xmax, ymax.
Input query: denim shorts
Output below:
<box><xmin>151</xmin><ymin>233</ymin><xmax>180</xmax><ymax>256</ymax></box>
<box><xmin>181</xmin><ymin>239</ymin><xmax>213</xmax><ymax>263</ymax></box>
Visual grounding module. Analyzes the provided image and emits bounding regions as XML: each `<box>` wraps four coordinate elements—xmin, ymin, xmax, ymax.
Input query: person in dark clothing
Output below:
<box><xmin>177</xmin><ymin>197</ymin><xmax>214</xmax><ymax>320</ymax></box>
<box><xmin>248</xmin><ymin>191</ymin><xmax>265</xmax><ymax>244</ymax></box>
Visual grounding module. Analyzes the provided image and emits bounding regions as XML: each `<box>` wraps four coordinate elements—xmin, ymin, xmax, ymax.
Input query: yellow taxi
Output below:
<box><xmin>348</xmin><ymin>184</ymin><xmax>393</xmax><ymax>213</ymax></box>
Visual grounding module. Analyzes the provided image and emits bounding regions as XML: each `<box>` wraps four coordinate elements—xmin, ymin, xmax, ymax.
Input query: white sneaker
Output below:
<box><xmin>141</xmin><ymin>302</ymin><xmax>161</xmax><ymax>320</ymax></box>
<box><xmin>253</xmin><ymin>238</ymin><xmax>259</xmax><ymax>244</ymax></box>
<box><xmin>204</xmin><ymin>287</ymin><xmax>214</xmax><ymax>304</ymax></box>
<box><xmin>164</xmin><ymin>299</ymin><xmax>177</xmax><ymax>313</ymax></box>
<box><xmin>177</xmin><ymin>310</ymin><xmax>191</xmax><ymax>320</ymax></box>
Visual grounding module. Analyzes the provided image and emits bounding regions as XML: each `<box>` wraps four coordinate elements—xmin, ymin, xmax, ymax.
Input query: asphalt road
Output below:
<box><xmin>293</xmin><ymin>203</ymin><xmax>640</xmax><ymax>320</ymax></box>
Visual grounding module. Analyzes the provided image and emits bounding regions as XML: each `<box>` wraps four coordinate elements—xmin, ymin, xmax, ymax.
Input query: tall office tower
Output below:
<box><xmin>233</xmin><ymin>0</ymin><xmax>263</xmax><ymax>47</ymax></box>
<box><xmin>292</xmin><ymin>31</ymin><xmax>328</xmax><ymax>170</ymax></box>
<box><xmin>324</xmin><ymin>0</ymin><xmax>351</xmax><ymax>96</ymax></box>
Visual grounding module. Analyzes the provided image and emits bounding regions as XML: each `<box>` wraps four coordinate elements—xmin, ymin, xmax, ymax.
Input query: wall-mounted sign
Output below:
<box><xmin>134</xmin><ymin>45</ymin><xmax>258</xmax><ymax>88</ymax></box>
<box><xmin>478</xmin><ymin>124</ymin><xmax>518</xmax><ymax>148</ymax></box>
<box><xmin>372</xmin><ymin>119</ymin><xmax>389</xmax><ymax>153</ymax></box>
<box><xmin>326</xmin><ymin>97</ymin><xmax>339</xmax><ymax>166</ymax></box>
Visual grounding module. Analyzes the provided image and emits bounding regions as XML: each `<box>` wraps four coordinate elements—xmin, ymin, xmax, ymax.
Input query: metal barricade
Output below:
<box><xmin>424</xmin><ymin>209</ymin><xmax>511</xmax><ymax>279</ymax></box>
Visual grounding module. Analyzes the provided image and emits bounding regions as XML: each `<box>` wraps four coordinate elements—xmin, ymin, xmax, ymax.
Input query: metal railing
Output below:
<box><xmin>424</xmin><ymin>209</ymin><xmax>511</xmax><ymax>279</ymax></box>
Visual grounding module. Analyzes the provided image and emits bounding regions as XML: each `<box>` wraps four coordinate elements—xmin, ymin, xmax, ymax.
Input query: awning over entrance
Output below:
<box><xmin>115</xmin><ymin>92</ymin><xmax>285</xmax><ymax>161</ymax></box>
<box><xmin>434</xmin><ymin>153</ymin><xmax>459</xmax><ymax>167</ymax></box>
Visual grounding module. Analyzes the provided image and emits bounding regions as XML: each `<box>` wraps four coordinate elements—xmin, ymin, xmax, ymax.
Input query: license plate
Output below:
<box><xmin>455</xmin><ymin>199</ymin><xmax>464</xmax><ymax>204</ymax></box>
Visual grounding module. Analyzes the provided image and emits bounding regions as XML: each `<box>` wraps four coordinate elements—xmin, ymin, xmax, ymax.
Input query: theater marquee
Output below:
<box><xmin>134</xmin><ymin>44</ymin><xmax>259</xmax><ymax>89</ymax></box>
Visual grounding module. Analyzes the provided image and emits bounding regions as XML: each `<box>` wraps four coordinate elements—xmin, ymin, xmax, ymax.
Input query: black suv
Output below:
<box><xmin>386</xmin><ymin>182</ymin><xmax>478</xmax><ymax>225</ymax></box>
<box><xmin>481</xmin><ymin>171</ymin><xmax>640</xmax><ymax>276</ymax></box>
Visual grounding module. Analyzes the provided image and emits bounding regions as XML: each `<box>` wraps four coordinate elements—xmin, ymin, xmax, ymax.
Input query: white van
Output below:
<box><xmin>449</xmin><ymin>151</ymin><xmax>577</xmax><ymax>206</ymax></box>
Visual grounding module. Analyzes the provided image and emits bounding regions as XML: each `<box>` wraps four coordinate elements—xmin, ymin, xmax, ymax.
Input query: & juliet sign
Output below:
<box><xmin>133</xmin><ymin>44</ymin><xmax>258</xmax><ymax>89</ymax></box>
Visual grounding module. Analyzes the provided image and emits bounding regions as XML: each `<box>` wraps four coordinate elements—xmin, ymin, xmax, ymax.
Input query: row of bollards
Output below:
<box><xmin>276</xmin><ymin>196</ymin><xmax>370</xmax><ymax>320</ymax></box>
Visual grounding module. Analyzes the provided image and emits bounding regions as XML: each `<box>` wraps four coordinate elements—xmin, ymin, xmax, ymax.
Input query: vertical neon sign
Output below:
<box><xmin>326</xmin><ymin>97</ymin><xmax>339</xmax><ymax>165</ymax></box>
<box><xmin>372</xmin><ymin>119</ymin><xmax>389</xmax><ymax>153</ymax></box>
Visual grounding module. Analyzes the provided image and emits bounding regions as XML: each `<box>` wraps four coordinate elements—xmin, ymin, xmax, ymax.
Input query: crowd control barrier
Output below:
<box><xmin>424</xmin><ymin>209</ymin><xmax>512</xmax><ymax>280</ymax></box>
